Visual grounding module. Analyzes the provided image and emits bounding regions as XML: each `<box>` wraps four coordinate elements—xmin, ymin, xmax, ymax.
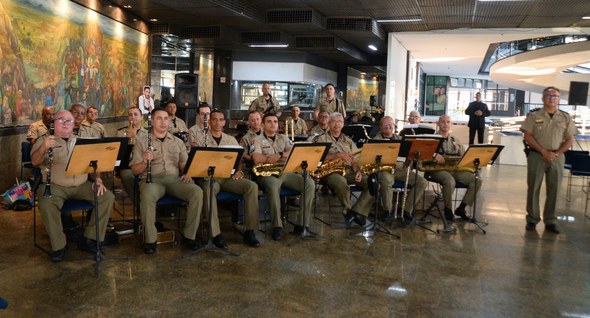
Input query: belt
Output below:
<box><xmin>529</xmin><ymin>148</ymin><xmax>558</xmax><ymax>154</ymax></box>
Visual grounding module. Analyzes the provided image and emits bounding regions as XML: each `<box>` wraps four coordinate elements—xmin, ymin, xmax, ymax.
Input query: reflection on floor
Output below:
<box><xmin>1</xmin><ymin>164</ymin><xmax>589</xmax><ymax>317</ymax></box>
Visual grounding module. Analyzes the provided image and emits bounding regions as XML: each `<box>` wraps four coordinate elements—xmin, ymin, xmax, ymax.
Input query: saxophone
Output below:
<box><xmin>44</xmin><ymin>120</ymin><xmax>55</xmax><ymax>198</ymax></box>
<box><xmin>360</xmin><ymin>163</ymin><xmax>395</xmax><ymax>175</ymax></box>
<box><xmin>310</xmin><ymin>158</ymin><xmax>346</xmax><ymax>180</ymax></box>
<box><xmin>417</xmin><ymin>156</ymin><xmax>475</xmax><ymax>173</ymax></box>
<box><xmin>252</xmin><ymin>162</ymin><xmax>285</xmax><ymax>177</ymax></box>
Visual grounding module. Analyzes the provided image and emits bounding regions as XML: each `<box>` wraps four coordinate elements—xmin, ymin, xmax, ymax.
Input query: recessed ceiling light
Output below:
<box><xmin>582</xmin><ymin>16</ymin><xmax>590</xmax><ymax>20</ymax></box>
<box><xmin>377</xmin><ymin>18</ymin><xmax>422</xmax><ymax>23</ymax></box>
<box><xmin>123</xmin><ymin>5</ymin><xmax>132</xmax><ymax>8</ymax></box>
<box><xmin>132</xmin><ymin>18</ymin><xmax>138</xmax><ymax>22</ymax></box>
<box><xmin>149</xmin><ymin>18</ymin><xmax>158</xmax><ymax>22</ymax></box>
<box><xmin>248</xmin><ymin>44</ymin><xmax>289</xmax><ymax>48</ymax></box>
<box><xmin>368</xmin><ymin>44</ymin><xmax>378</xmax><ymax>51</ymax></box>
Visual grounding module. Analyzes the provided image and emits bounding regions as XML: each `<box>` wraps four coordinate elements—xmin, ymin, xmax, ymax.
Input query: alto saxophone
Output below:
<box><xmin>310</xmin><ymin>158</ymin><xmax>346</xmax><ymax>180</ymax></box>
<box><xmin>417</xmin><ymin>156</ymin><xmax>475</xmax><ymax>173</ymax></box>
<box><xmin>252</xmin><ymin>162</ymin><xmax>285</xmax><ymax>177</ymax></box>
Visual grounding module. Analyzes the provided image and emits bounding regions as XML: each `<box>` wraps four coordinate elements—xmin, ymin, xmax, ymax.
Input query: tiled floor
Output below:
<box><xmin>0</xmin><ymin>164</ymin><xmax>589</xmax><ymax>317</ymax></box>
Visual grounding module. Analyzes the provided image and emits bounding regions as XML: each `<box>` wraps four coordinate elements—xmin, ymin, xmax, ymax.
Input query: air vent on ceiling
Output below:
<box><xmin>180</xmin><ymin>26</ymin><xmax>222</xmax><ymax>38</ymax></box>
<box><xmin>266</xmin><ymin>9</ymin><xmax>324</xmax><ymax>27</ymax></box>
<box><xmin>151</xmin><ymin>23</ymin><xmax>170</xmax><ymax>35</ymax></box>
<box><xmin>326</xmin><ymin>17</ymin><xmax>385</xmax><ymax>39</ymax></box>
<box><xmin>240</xmin><ymin>32</ymin><xmax>283</xmax><ymax>43</ymax></box>
<box><xmin>209</xmin><ymin>0</ymin><xmax>263</xmax><ymax>22</ymax></box>
<box><xmin>296</xmin><ymin>36</ymin><xmax>335</xmax><ymax>48</ymax></box>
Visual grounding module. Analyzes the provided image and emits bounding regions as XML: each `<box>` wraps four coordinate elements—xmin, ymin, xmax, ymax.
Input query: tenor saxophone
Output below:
<box><xmin>252</xmin><ymin>162</ymin><xmax>285</xmax><ymax>177</ymax></box>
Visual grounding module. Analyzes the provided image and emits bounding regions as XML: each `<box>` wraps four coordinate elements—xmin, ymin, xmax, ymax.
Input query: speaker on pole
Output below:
<box><xmin>175</xmin><ymin>73</ymin><xmax>199</xmax><ymax>107</ymax></box>
<box><xmin>568</xmin><ymin>81</ymin><xmax>589</xmax><ymax>105</ymax></box>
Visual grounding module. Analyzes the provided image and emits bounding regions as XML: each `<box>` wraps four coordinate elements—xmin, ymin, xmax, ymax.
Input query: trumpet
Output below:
<box><xmin>252</xmin><ymin>162</ymin><xmax>285</xmax><ymax>177</ymax></box>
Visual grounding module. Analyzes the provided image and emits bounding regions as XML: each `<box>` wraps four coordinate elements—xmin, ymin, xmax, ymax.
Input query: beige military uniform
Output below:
<box><xmin>288</xmin><ymin>118</ymin><xmax>308</xmax><ymax>135</ymax></box>
<box><xmin>32</xmin><ymin>134</ymin><xmax>114</xmax><ymax>252</ymax></box>
<box><xmin>249</xmin><ymin>95</ymin><xmax>279</xmax><ymax>114</ymax></box>
<box><xmin>27</xmin><ymin>120</ymin><xmax>49</xmax><ymax>142</ymax></box>
<box><xmin>427</xmin><ymin>134</ymin><xmax>481</xmax><ymax>211</ymax></box>
<box><xmin>117</xmin><ymin>126</ymin><xmax>147</xmax><ymax>199</ymax></box>
<box><xmin>521</xmin><ymin>108</ymin><xmax>578</xmax><ymax>225</ymax></box>
<box><xmin>253</xmin><ymin>133</ymin><xmax>315</xmax><ymax>228</ymax></box>
<box><xmin>309</xmin><ymin>124</ymin><xmax>328</xmax><ymax>136</ymax></box>
<box><xmin>81</xmin><ymin>120</ymin><xmax>106</xmax><ymax>137</ymax></box>
<box><xmin>130</xmin><ymin>132</ymin><xmax>203</xmax><ymax>244</ymax></box>
<box><xmin>189</xmin><ymin>122</ymin><xmax>205</xmax><ymax>146</ymax></box>
<box><xmin>75</xmin><ymin>122</ymin><xmax>100</xmax><ymax>138</ymax></box>
<box><xmin>168</xmin><ymin>116</ymin><xmax>191</xmax><ymax>148</ymax></box>
<box><xmin>373</xmin><ymin>132</ymin><xmax>428</xmax><ymax>214</ymax></box>
<box><xmin>195</xmin><ymin>132</ymin><xmax>260</xmax><ymax>234</ymax></box>
<box><xmin>312</xmin><ymin>132</ymin><xmax>372</xmax><ymax>216</ymax></box>
<box><xmin>316</xmin><ymin>98</ymin><xmax>346</xmax><ymax>117</ymax></box>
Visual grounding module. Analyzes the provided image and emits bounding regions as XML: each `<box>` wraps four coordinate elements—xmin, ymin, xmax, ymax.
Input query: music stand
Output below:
<box><xmin>399</xmin><ymin>124</ymin><xmax>435</xmax><ymax>137</ymax></box>
<box><xmin>402</xmin><ymin>136</ymin><xmax>446</xmax><ymax>234</ymax></box>
<box><xmin>182</xmin><ymin>146</ymin><xmax>244</xmax><ymax>258</ymax></box>
<box><xmin>455</xmin><ymin>144</ymin><xmax>504</xmax><ymax>234</ymax></box>
<box><xmin>66</xmin><ymin>138</ymin><xmax>130</xmax><ymax>276</ymax></box>
<box><xmin>355</xmin><ymin>141</ymin><xmax>401</xmax><ymax>239</ymax></box>
<box><xmin>282</xmin><ymin>142</ymin><xmax>330</xmax><ymax>245</ymax></box>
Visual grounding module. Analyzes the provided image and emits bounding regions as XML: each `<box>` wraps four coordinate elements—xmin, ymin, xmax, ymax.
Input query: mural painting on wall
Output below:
<box><xmin>347</xmin><ymin>81</ymin><xmax>379</xmax><ymax>110</ymax></box>
<box><xmin>0</xmin><ymin>0</ymin><xmax>149</xmax><ymax>127</ymax></box>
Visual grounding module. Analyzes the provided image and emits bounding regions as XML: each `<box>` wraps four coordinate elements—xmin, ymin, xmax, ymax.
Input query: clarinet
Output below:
<box><xmin>44</xmin><ymin>120</ymin><xmax>55</xmax><ymax>198</ymax></box>
<box><xmin>203</xmin><ymin>112</ymin><xmax>209</xmax><ymax>148</ymax></box>
<box><xmin>146</xmin><ymin>100</ymin><xmax>153</xmax><ymax>183</ymax></box>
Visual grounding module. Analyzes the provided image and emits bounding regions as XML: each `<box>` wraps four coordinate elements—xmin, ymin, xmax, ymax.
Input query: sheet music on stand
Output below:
<box><xmin>282</xmin><ymin>142</ymin><xmax>331</xmax><ymax>174</ymax></box>
<box><xmin>457</xmin><ymin>144</ymin><xmax>505</xmax><ymax>169</ymax></box>
<box><xmin>65</xmin><ymin>137</ymin><xmax>126</xmax><ymax>175</ymax></box>
<box><xmin>184</xmin><ymin>146</ymin><xmax>244</xmax><ymax>178</ymax></box>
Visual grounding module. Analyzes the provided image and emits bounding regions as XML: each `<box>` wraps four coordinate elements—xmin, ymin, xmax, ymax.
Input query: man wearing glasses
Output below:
<box><xmin>521</xmin><ymin>86</ymin><xmax>578</xmax><ymax>234</ymax></box>
<box><xmin>83</xmin><ymin>106</ymin><xmax>107</xmax><ymax>137</ymax></box>
<box><xmin>31</xmin><ymin>110</ymin><xmax>115</xmax><ymax>262</ymax></box>
<box><xmin>69</xmin><ymin>104</ymin><xmax>100</xmax><ymax>137</ymax></box>
<box><xmin>188</xmin><ymin>103</ymin><xmax>211</xmax><ymax>148</ymax></box>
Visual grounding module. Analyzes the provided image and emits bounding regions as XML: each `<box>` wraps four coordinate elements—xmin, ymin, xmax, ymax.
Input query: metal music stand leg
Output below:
<box><xmin>89</xmin><ymin>161</ymin><xmax>130</xmax><ymax>277</ymax></box>
<box><xmin>184</xmin><ymin>166</ymin><xmax>239</xmax><ymax>258</ymax></box>
<box><xmin>312</xmin><ymin>179</ymin><xmax>331</xmax><ymax>226</ymax></box>
<box><xmin>289</xmin><ymin>161</ymin><xmax>328</xmax><ymax>246</ymax></box>
<box><xmin>352</xmin><ymin>155</ymin><xmax>400</xmax><ymax>239</ymax></box>
<box><xmin>466</xmin><ymin>159</ymin><xmax>487</xmax><ymax>234</ymax></box>
<box><xmin>421</xmin><ymin>184</ymin><xmax>456</xmax><ymax>234</ymax></box>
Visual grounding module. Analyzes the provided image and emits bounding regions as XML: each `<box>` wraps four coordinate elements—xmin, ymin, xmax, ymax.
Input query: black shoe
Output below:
<box><xmin>144</xmin><ymin>242</ymin><xmax>157</xmax><ymax>254</ymax></box>
<box><xmin>212</xmin><ymin>234</ymin><xmax>228</xmax><ymax>249</ymax></box>
<box><xmin>444</xmin><ymin>208</ymin><xmax>454</xmax><ymax>222</ymax></box>
<box><xmin>545</xmin><ymin>224</ymin><xmax>560</xmax><ymax>234</ymax></box>
<box><xmin>287</xmin><ymin>197</ymin><xmax>300</xmax><ymax>207</ymax></box>
<box><xmin>403</xmin><ymin>212</ymin><xmax>413</xmax><ymax>223</ymax></box>
<box><xmin>454</xmin><ymin>207</ymin><xmax>470</xmax><ymax>221</ymax></box>
<box><xmin>271</xmin><ymin>227</ymin><xmax>283</xmax><ymax>241</ymax></box>
<box><xmin>181</xmin><ymin>237</ymin><xmax>200</xmax><ymax>251</ymax></box>
<box><xmin>343</xmin><ymin>211</ymin><xmax>356</xmax><ymax>228</ymax></box>
<box><xmin>293</xmin><ymin>225</ymin><xmax>304</xmax><ymax>235</ymax></box>
<box><xmin>51</xmin><ymin>246</ymin><xmax>67</xmax><ymax>262</ymax></box>
<box><xmin>78</xmin><ymin>237</ymin><xmax>104</xmax><ymax>254</ymax></box>
<box><xmin>243</xmin><ymin>230</ymin><xmax>260</xmax><ymax>247</ymax></box>
<box><xmin>525</xmin><ymin>222</ymin><xmax>536</xmax><ymax>231</ymax></box>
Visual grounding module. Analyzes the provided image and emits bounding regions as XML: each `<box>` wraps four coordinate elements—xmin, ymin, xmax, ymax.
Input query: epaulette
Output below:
<box><xmin>117</xmin><ymin>126</ymin><xmax>129</xmax><ymax>131</ymax></box>
<box><xmin>528</xmin><ymin>107</ymin><xmax>541</xmax><ymax>113</ymax></box>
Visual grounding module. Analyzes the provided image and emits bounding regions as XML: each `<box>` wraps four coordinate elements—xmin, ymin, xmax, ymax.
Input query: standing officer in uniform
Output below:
<box><xmin>465</xmin><ymin>92</ymin><xmax>490</xmax><ymax>144</ymax></box>
<box><xmin>27</xmin><ymin>105</ymin><xmax>54</xmax><ymax>144</ymax></box>
<box><xmin>194</xmin><ymin>110</ymin><xmax>261</xmax><ymax>247</ymax></box>
<box><xmin>252</xmin><ymin>113</ymin><xmax>315</xmax><ymax>240</ymax></box>
<box><xmin>315</xmin><ymin>83</ymin><xmax>346</xmax><ymax>119</ymax></box>
<box><xmin>520</xmin><ymin>86</ymin><xmax>577</xmax><ymax>234</ymax></box>
<box><xmin>373</xmin><ymin>116</ymin><xmax>428</xmax><ymax>220</ymax></box>
<box><xmin>31</xmin><ymin>110</ymin><xmax>114</xmax><ymax>262</ymax></box>
<box><xmin>428</xmin><ymin>115</ymin><xmax>482</xmax><ymax>222</ymax></box>
<box><xmin>130</xmin><ymin>108</ymin><xmax>203</xmax><ymax>254</ymax></box>
<box><xmin>249</xmin><ymin>83</ymin><xmax>281</xmax><ymax>115</ymax></box>
<box><xmin>312</xmin><ymin>112</ymin><xmax>371</xmax><ymax>227</ymax></box>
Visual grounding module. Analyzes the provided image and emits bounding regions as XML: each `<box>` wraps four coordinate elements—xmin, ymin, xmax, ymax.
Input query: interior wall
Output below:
<box><xmin>385</xmin><ymin>34</ymin><xmax>409</xmax><ymax>120</ymax></box>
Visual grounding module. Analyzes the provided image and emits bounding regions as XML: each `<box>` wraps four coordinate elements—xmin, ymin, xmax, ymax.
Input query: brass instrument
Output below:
<box><xmin>44</xmin><ymin>120</ymin><xmax>55</xmax><ymax>198</ymax></box>
<box><xmin>360</xmin><ymin>163</ymin><xmax>395</xmax><ymax>175</ymax></box>
<box><xmin>285</xmin><ymin>117</ymin><xmax>295</xmax><ymax>141</ymax></box>
<box><xmin>310</xmin><ymin>158</ymin><xmax>346</xmax><ymax>180</ymax></box>
<box><xmin>417</xmin><ymin>156</ymin><xmax>475</xmax><ymax>173</ymax></box>
<box><xmin>252</xmin><ymin>162</ymin><xmax>285</xmax><ymax>177</ymax></box>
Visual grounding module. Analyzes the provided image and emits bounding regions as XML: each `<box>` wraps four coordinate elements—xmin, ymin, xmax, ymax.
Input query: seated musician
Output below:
<box><xmin>374</xmin><ymin>116</ymin><xmax>428</xmax><ymax>220</ymax></box>
<box><xmin>312</xmin><ymin>112</ymin><xmax>373</xmax><ymax>227</ymax></box>
<box><xmin>82</xmin><ymin>106</ymin><xmax>107</xmax><ymax>137</ymax></box>
<box><xmin>239</xmin><ymin>111</ymin><xmax>263</xmax><ymax>177</ymax></box>
<box><xmin>130</xmin><ymin>108</ymin><xmax>204</xmax><ymax>254</ymax></box>
<box><xmin>188</xmin><ymin>103</ymin><xmax>212</xmax><ymax>148</ymax></box>
<box><xmin>116</xmin><ymin>106</ymin><xmax>146</xmax><ymax>200</ymax></box>
<box><xmin>308</xmin><ymin>110</ymin><xmax>329</xmax><ymax>136</ymax></box>
<box><xmin>31</xmin><ymin>110</ymin><xmax>115</xmax><ymax>262</ymax></box>
<box><xmin>287</xmin><ymin>106</ymin><xmax>308</xmax><ymax>135</ymax></box>
<box><xmin>194</xmin><ymin>110</ymin><xmax>261</xmax><ymax>247</ymax></box>
<box><xmin>252</xmin><ymin>113</ymin><xmax>315</xmax><ymax>240</ymax></box>
<box><xmin>428</xmin><ymin>115</ymin><xmax>482</xmax><ymax>221</ymax></box>
<box><xmin>165</xmin><ymin>100</ymin><xmax>191</xmax><ymax>148</ymax></box>
<box><xmin>27</xmin><ymin>105</ymin><xmax>54</xmax><ymax>144</ymax></box>
<box><xmin>70</xmin><ymin>104</ymin><xmax>101</xmax><ymax>137</ymax></box>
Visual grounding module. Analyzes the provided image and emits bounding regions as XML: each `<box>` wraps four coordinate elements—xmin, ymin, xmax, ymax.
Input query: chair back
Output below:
<box><xmin>571</xmin><ymin>153</ymin><xmax>590</xmax><ymax>175</ymax></box>
<box><xmin>21</xmin><ymin>141</ymin><xmax>32</xmax><ymax>163</ymax></box>
<box><xmin>565</xmin><ymin>150</ymin><xmax>589</xmax><ymax>166</ymax></box>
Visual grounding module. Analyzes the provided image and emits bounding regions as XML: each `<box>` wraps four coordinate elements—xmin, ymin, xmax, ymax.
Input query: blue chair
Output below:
<box><xmin>570</xmin><ymin>153</ymin><xmax>590</xmax><ymax>216</ymax></box>
<box><xmin>565</xmin><ymin>150</ymin><xmax>589</xmax><ymax>201</ymax></box>
<box><xmin>20</xmin><ymin>141</ymin><xmax>34</xmax><ymax>180</ymax></box>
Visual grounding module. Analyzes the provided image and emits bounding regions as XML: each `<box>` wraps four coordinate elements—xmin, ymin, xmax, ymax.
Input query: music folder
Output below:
<box><xmin>65</xmin><ymin>137</ymin><xmax>125</xmax><ymax>175</ymax></box>
<box><xmin>401</xmin><ymin>135</ymin><xmax>444</xmax><ymax>160</ymax></box>
<box><xmin>184</xmin><ymin>146</ymin><xmax>244</xmax><ymax>178</ymax></box>
<box><xmin>457</xmin><ymin>144</ymin><xmax>505</xmax><ymax>169</ymax></box>
<box><xmin>361</xmin><ymin>140</ymin><xmax>401</xmax><ymax>166</ymax></box>
<box><xmin>282</xmin><ymin>142</ymin><xmax>330</xmax><ymax>174</ymax></box>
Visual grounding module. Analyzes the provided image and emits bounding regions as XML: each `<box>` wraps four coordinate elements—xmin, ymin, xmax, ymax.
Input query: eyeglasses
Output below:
<box><xmin>409</xmin><ymin>115</ymin><xmax>420</xmax><ymax>118</ymax></box>
<box><xmin>382</xmin><ymin>124</ymin><xmax>395</xmax><ymax>128</ymax></box>
<box><xmin>55</xmin><ymin>117</ymin><xmax>74</xmax><ymax>124</ymax></box>
<box><xmin>544</xmin><ymin>95</ymin><xmax>560</xmax><ymax>99</ymax></box>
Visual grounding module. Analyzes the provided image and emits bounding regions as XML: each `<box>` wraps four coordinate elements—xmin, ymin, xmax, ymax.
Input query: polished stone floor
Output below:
<box><xmin>1</xmin><ymin>164</ymin><xmax>589</xmax><ymax>317</ymax></box>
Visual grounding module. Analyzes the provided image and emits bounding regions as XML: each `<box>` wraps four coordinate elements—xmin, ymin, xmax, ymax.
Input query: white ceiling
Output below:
<box><xmin>392</xmin><ymin>27</ymin><xmax>590</xmax><ymax>79</ymax></box>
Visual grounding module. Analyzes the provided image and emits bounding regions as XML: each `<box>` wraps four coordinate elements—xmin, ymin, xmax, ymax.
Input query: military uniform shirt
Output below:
<box><xmin>438</xmin><ymin>134</ymin><xmax>464</xmax><ymax>157</ymax></box>
<box><xmin>290</xmin><ymin>118</ymin><xmax>308</xmax><ymax>135</ymax></box>
<box><xmin>168</xmin><ymin>117</ymin><xmax>189</xmax><ymax>135</ymax></box>
<box><xmin>31</xmin><ymin>135</ymin><xmax>88</xmax><ymax>187</ymax></box>
<box><xmin>316</xmin><ymin>98</ymin><xmax>345</xmax><ymax>116</ymax></box>
<box><xmin>240</xmin><ymin>129</ymin><xmax>262</xmax><ymax>155</ymax></box>
<box><xmin>189</xmin><ymin>122</ymin><xmax>205</xmax><ymax>145</ymax></box>
<box><xmin>81</xmin><ymin>120</ymin><xmax>106</xmax><ymax>137</ymax></box>
<box><xmin>520</xmin><ymin>108</ymin><xmax>578</xmax><ymax>150</ymax></box>
<box><xmin>309</xmin><ymin>124</ymin><xmax>328</xmax><ymax>136</ymax></box>
<box><xmin>27</xmin><ymin>120</ymin><xmax>49</xmax><ymax>141</ymax></box>
<box><xmin>253</xmin><ymin>133</ymin><xmax>292</xmax><ymax>157</ymax></box>
<box><xmin>313</xmin><ymin>132</ymin><xmax>358</xmax><ymax>155</ymax></box>
<box><xmin>117</xmin><ymin>126</ymin><xmax>147</xmax><ymax>145</ymax></box>
<box><xmin>130</xmin><ymin>132</ymin><xmax>187</xmax><ymax>178</ymax></box>
<box><xmin>249</xmin><ymin>95</ymin><xmax>279</xmax><ymax>114</ymax></box>
<box><xmin>373</xmin><ymin>132</ymin><xmax>401</xmax><ymax>141</ymax></box>
<box><xmin>197</xmin><ymin>132</ymin><xmax>241</xmax><ymax>148</ymax></box>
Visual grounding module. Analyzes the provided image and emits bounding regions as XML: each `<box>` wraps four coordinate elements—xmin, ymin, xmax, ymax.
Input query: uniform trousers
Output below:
<box><xmin>526</xmin><ymin>151</ymin><xmax>563</xmax><ymax>225</ymax></box>
<box><xmin>38</xmin><ymin>182</ymin><xmax>114</xmax><ymax>251</ymax></box>
<box><xmin>379</xmin><ymin>166</ymin><xmax>428</xmax><ymax>213</ymax></box>
<box><xmin>322</xmin><ymin>169</ymin><xmax>372</xmax><ymax>216</ymax></box>
<box><xmin>428</xmin><ymin>170</ymin><xmax>482</xmax><ymax>209</ymax></box>
<box><xmin>139</xmin><ymin>175</ymin><xmax>203</xmax><ymax>243</ymax></box>
<box><xmin>199</xmin><ymin>178</ymin><xmax>259</xmax><ymax>234</ymax></box>
<box><xmin>257</xmin><ymin>173</ymin><xmax>315</xmax><ymax>228</ymax></box>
